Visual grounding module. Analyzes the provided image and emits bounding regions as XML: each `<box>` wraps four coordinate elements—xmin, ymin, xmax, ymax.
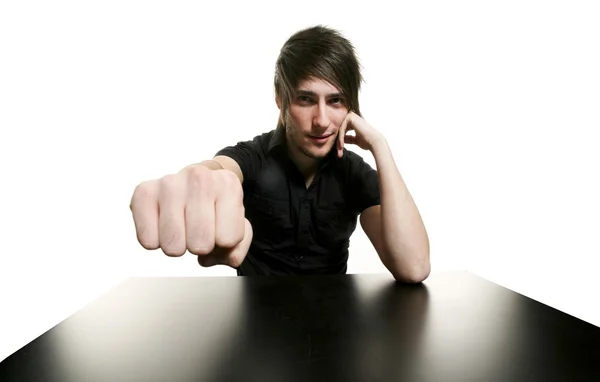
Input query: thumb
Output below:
<box><xmin>226</xmin><ymin>218</ymin><xmax>253</xmax><ymax>268</ymax></box>
<box><xmin>198</xmin><ymin>219</ymin><xmax>253</xmax><ymax>269</ymax></box>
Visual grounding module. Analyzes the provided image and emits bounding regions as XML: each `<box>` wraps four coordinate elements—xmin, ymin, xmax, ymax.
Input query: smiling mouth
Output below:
<box><xmin>309</xmin><ymin>134</ymin><xmax>332</xmax><ymax>140</ymax></box>
<box><xmin>308</xmin><ymin>135</ymin><xmax>332</xmax><ymax>145</ymax></box>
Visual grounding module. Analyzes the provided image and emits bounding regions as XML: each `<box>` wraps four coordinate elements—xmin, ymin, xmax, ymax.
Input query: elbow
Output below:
<box><xmin>393</xmin><ymin>269</ymin><xmax>430</xmax><ymax>284</ymax></box>
<box><xmin>390</xmin><ymin>258</ymin><xmax>431</xmax><ymax>284</ymax></box>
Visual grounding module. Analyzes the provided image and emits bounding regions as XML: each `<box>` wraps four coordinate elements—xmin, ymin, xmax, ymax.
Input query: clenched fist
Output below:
<box><xmin>130</xmin><ymin>165</ymin><xmax>252</xmax><ymax>268</ymax></box>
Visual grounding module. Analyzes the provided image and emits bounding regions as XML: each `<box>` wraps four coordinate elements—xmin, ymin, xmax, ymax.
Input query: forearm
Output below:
<box><xmin>371</xmin><ymin>137</ymin><xmax>430</xmax><ymax>281</ymax></box>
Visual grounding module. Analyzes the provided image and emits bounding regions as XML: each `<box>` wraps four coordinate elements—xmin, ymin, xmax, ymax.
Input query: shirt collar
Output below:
<box><xmin>267</xmin><ymin>125</ymin><xmax>287</xmax><ymax>153</ymax></box>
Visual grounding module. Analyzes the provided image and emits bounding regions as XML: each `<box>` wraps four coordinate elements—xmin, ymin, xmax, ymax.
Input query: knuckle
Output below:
<box><xmin>188</xmin><ymin>243</ymin><xmax>215</xmax><ymax>256</ymax></box>
<box><xmin>187</xmin><ymin>165</ymin><xmax>210</xmax><ymax>184</ymax></box>
<box><xmin>138</xmin><ymin>230</ymin><xmax>158</xmax><ymax>250</ymax></box>
<box><xmin>159</xmin><ymin>174</ymin><xmax>180</xmax><ymax>191</ymax></box>
<box><xmin>187</xmin><ymin>225</ymin><xmax>215</xmax><ymax>255</ymax></box>
<box><xmin>227</xmin><ymin>253</ymin><xmax>244</xmax><ymax>269</ymax></box>
<box><xmin>133</xmin><ymin>181</ymin><xmax>149</xmax><ymax>197</ymax></box>
<box><xmin>227</xmin><ymin>257</ymin><xmax>239</xmax><ymax>268</ymax></box>
<box><xmin>217</xmin><ymin>236</ymin><xmax>239</xmax><ymax>249</ymax></box>
<box><xmin>216</xmin><ymin>172</ymin><xmax>243</xmax><ymax>203</ymax></box>
<box><xmin>161</xmin><ymin>232</ymin><xmax>185</xmax><ymax>256</ymax></box>
<box><xmin>216</xmin><ymin>222</ymin><xmax>245</xmax><ymax>248</ymax></box>
<box><xmin>218</xmin><ymin>169</ymin><xmax>240</xmax><ymax>188</ymax></box>
<box><xmin>131</xmin><ymin>180</ymin><xmax>155</xmax><ymax>207</ymax></box>
<box><xmin>162</xmin><ymin>247</ymin><xmax>185</xmax><ymax>257</ymax></box>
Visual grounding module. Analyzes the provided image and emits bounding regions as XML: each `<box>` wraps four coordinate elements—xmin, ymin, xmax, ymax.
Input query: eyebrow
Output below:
<box><xmin>296</xmin><ymin>90</ymin><xmax>344</xmax><ymax>98</ymax></box>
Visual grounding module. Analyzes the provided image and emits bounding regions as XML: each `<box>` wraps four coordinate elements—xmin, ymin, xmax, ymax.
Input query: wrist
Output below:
<box><xmin>368</xmin><ymin>133</ymin><xmax>388</xmax><ymax>153</ymax></box>
<box><xmin>180</xmin><ymin>160</ymin><xmax>223</xmax><ymax>174</ymax></box>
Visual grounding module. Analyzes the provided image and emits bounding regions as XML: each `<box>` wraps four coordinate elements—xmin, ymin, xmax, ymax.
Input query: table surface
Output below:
<box><xmin>1</xmin><ymin>271</ymin><xmax>599</xmax><ymax>382</ymax></box>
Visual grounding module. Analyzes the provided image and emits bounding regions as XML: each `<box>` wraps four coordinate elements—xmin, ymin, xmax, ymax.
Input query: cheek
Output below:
<box><xmin>287</xmin><ymin>111</ymin><xmax>309</xmax><ymax>129</ymax></box>
<box><xmin>332</xmin><ymin>111</ymin><xmax>347</xmax><ymax>128</ymax></box>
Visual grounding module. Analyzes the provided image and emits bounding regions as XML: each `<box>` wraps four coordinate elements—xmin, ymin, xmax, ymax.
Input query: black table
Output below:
<box><xmin>1</xmin><ymin>271</ymin><xmax>599</xmax><ymax>381</ymax></box>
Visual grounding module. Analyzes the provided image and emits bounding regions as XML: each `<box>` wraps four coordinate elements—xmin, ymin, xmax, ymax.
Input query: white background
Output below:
<box><xmin>1</xmin><ymin>0</ymin><xmax>599</xmax><ymax>362</ymax></box>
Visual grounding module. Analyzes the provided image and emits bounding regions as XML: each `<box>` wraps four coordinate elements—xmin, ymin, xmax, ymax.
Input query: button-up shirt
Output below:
<box><xmin>215</xmin><ymin>127</ymin><xmax>380</xmax><ymax>276</ymax></box>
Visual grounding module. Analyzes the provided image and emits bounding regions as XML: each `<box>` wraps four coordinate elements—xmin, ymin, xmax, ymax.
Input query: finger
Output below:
<box><xmin>158</xmin><ymin>175</ymin><xmax>187</xmax><ymax>256</ymax></box>
<box><xmin>225</xmin><ymin>218</ymin><xmax>253</xmax><ymax>268</ymax></box>
<box><xmin>214</xmin><ymin>170</ymin><xmax>245</xmax><ymax>248</ymax></box>
<box><xmin>338</xmin><ymin>114</ymin><xmax>349</xmax><ymax>157</ymax></box>
<box><xmin>344</xmin><ymin>134</ymin><xmax>357</xmax><ymax>145</ymax></box>
<box><xmin>198</xmin><ymin>218</ymin><xmax>253</xmax><ymax>269</ymax></box>
<box><xmin>337</xmin><ymin>118</ymin><xmax>345</xmax><ymax>153</ymax></box>
<box><xmin>131</xmin><ymin>181</ymin><xmax>160</xmax><ymax>250</ymax></box>
<box><xmin>185</xmin><ymin>168</ymin><xmax>216</xmax><ymax>255</ymax></box>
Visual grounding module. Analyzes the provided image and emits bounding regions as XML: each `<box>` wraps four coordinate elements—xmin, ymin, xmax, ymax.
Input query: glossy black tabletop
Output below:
<box><xmin>1</xmin><ymin>271</ymin><xmax>599</xmax><ymax>381</ymax></box>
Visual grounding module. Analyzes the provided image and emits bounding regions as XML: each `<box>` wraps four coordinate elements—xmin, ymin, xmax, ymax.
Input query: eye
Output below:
<box><xmin>330</xmin><ymin>97</ymin><xmax>345</xmax><ymax>106</ymax></box>
<box><xmin>298</xmin><ymin>95</ymin><xmax>312</xmax><ymax>103</ymax></box>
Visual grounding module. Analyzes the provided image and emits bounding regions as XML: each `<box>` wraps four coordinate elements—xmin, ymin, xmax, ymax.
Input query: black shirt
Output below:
<box><xmin>215</xmin><ymin>127</ymin><xmax>380</xmax><ymax>276</ymax></box>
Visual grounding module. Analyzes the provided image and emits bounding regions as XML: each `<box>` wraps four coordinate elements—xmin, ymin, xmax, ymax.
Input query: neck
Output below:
<box><xmin>286</xmin><ymin>142</ymin><xmax>320</xmax><ymax>179</ymax></box>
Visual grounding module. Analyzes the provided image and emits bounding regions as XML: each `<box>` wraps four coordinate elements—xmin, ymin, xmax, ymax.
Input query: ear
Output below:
<box><xmin>275</xmin><ymin>96</ymin><xmax>281</xmax><ymax>110</ymax></box>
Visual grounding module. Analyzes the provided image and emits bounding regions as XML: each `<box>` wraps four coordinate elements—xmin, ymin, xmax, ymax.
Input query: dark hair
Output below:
<box><xmin>274</xmin><ymin>25</ymin><xmax>364</xmax><ymax>127</ymax></box>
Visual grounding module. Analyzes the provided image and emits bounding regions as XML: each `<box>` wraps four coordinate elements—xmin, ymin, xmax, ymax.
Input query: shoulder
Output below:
<box><xmin>339</xmin><ymin>148</ymin><xmax>364</xmax><ymax>163</ymax></box>
<box><xmin>235</xmin><ymin>130</ymin><xmax>275</xmax><ymax>151</ymax></box>
<box><xmin>213</xmin><ymin>130</ymin><xmax>276</xmax><ymax>184</ymax></box>
<box><xmin>251</xmin><ymin>130</ymin><xmax>276</xmax><ymax>148</ymax></box>
<box><xmin>216</xmin><ymin>130</ymin><xmax>275</xmax><ymax>156</ymax></box>
<box><xmin>335</xmin><ymin>148</ymin><xmax>376</xmax><ymax>175</ymax></box>
<box><xmin>336</xmin><ymin>149</ymin><xmax>380</xmax><ymax>211</ymax></box>
<box><xmin>248</xmin><ymin>130</ymin><xmax>278</xmax><ymax>156</ymax></box>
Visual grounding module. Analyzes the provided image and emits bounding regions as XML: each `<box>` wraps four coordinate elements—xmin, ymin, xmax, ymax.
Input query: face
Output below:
<box><xmin>279</xmin><ymin>77</ymin><xmax>349</xmax><ymax>162</ymax></box>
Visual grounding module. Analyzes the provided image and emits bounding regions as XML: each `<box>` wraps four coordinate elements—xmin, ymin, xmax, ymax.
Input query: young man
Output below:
<box><xmin>130</xmin><ymin>25</ymin><xmax>430</xmax><ymax>282</ymax></box>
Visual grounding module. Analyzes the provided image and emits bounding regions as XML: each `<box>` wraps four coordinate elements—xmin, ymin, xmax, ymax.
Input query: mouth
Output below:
<box><xmin>308</xmin><ymin>133</ymin><xmax>333</xmax><ymax>144</ymax></box>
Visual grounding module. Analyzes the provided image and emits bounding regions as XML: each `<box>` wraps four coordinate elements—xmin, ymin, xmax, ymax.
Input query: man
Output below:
<box><xmin>130</xmin><ymin>25</ymin><xmax>430</xmax><ymax>282</ymax></box>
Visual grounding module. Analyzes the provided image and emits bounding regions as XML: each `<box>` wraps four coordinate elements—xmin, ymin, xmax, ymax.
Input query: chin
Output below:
<box><xmin>302</xmin><ymin>144</ymin><xmax>334</xmax><ymax>160</ymax></box>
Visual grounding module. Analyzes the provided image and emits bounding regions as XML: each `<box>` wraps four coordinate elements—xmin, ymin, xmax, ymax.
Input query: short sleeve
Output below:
<box><xmin>350</xmin><ymin>154</ymin><xmax>381</xmax><ymax>213</ymax></box>
<box><xmin>215</xmin><ymin>136</ymin><xmax>264</xmax><ymax>184</ymax></box>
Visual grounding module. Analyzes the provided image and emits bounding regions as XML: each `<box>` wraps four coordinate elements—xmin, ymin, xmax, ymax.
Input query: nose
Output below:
<box><xmin>313</xmin><ymin>101</ymin><xmax>331</xmax><ymax>130</ymax></box>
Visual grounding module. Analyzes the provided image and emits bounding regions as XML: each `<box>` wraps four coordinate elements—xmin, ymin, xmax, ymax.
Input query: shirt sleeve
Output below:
<box><xmin>349</xmin><ymin>152</ymin><xmax>381</xmax><ymax>213</ymax></box>
<box><xmin>214</xmin><ymin>136</ymin><xmax>263</xmax><ymax>184</ymax></box>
